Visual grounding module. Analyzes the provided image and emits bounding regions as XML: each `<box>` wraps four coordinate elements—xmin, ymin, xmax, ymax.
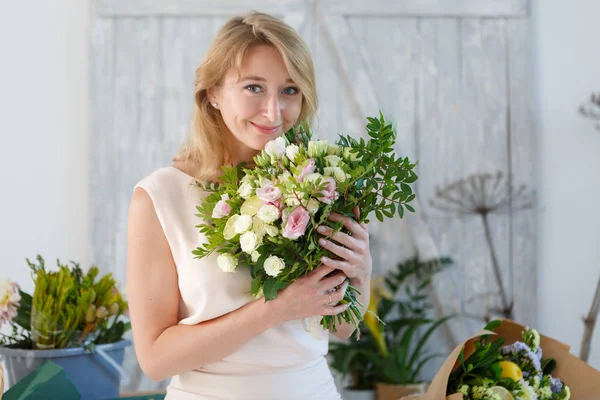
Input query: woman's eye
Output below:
<box><xmin>283</xmin><ymin>87</ymin><xmax>299</xmax><ymax>95</ymax></box>
<box><xmin>245</xmin><ymin>85</ymin><xmax>262</xmax><ymax>93</ymax></box>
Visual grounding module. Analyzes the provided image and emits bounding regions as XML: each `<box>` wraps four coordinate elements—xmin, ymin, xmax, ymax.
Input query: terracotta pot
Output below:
<box><xmin>375</xmin><ymin>382</ymin><xmax>428</xmax><ymax>400</ymax></box>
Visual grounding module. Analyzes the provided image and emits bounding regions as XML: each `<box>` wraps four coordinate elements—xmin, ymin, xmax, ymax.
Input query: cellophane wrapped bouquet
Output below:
<box><xmin>193</xmin><ymin>113</ymin><xmax>418</xmax><ymax>335</ymax></box>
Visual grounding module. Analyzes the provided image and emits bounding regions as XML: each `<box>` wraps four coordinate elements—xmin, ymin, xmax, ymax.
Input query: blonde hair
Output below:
<box><xmin>175</xmin><ymin>12</ymin><xmax>318</xmax><ymax>181</ymax></box>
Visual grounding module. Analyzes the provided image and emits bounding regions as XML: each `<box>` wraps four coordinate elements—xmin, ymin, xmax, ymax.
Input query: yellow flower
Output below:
<box><xmin>364</xmin><ymin>276</ymin><xmax>393</xmax><ymax>357</ymax></box>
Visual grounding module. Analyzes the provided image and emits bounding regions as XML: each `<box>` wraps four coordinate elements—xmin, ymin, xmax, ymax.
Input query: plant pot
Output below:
<box><xmin>375</xmin><ymin>382</ymin><xmax>428</xmax><ymax>400</ymax></box>
<box><xmin>342</xmin><ymin>387</ymin><xmax>376</xmax><ymax>400</ymax></box>
<box><xmin>0</xmin><ymin>339</ymin><xmax>131</xmax><ymax>400</ymax></box>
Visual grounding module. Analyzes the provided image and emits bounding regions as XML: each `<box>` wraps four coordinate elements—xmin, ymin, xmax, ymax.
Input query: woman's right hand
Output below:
<box><xmin>269</xmin><ymin>265</ymin><xmax>350</xmax><ymax>324</ymax></box>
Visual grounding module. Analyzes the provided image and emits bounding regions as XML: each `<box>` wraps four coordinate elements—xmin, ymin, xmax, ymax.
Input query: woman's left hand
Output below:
<box><xmin>317</xmin><ymin>206</ymin><xmax>372</xmax><ymax>285</ymax></box>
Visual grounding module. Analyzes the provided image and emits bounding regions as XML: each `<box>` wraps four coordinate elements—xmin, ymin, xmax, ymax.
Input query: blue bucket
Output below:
<box><xmin>0</xmin><ymin>339</ymin><xmax>131</xmax><ymax>400</ymax></box>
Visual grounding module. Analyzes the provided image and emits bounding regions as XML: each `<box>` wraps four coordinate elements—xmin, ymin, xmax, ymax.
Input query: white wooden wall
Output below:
<box><xmin>91</xmin><ymin>0</ymin><xmax>534</xmax><ymax>391</ymax></box>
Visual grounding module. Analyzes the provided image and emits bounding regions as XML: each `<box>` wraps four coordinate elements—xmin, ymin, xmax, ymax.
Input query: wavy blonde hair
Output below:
<box><xmin>175</xmin><ymin>12</ymin><xmax>318</xmax><ymax>181</ymax></box>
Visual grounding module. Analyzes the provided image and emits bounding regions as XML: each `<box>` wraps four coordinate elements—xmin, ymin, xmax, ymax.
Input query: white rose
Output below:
<box><xmin>332</xmin><ymin>167</ymin><xmax>347</xmax><ymax>183</ymax></box>
<box><xmin>251</xmin><ymin>250</ymin><xmax>261</xmax><ymax>263</ymax></box>
<box><xmin>264</xmin><ymin>255</ymin><xmax>285</xmax><ymax>277</ymax></box>
<box><xmin>324</xmin><ymin>155</ymin><xmax>342</xmax><ymax>168</ymax></box>
<box><xmin>264</xmin><ymin>137</ymin><xmax>286</xmax><ymax>159</ymax></box>
<box><xmin>240</xmin><ymin>231</ymin><xmax>258</xmax><ymax>254</ymax></box>
<box><xmin>307</xmin><ymin>140</ymin><xmax>329</xmax><ymax>158</ymax></box>
<box><xmin>234</xmin><ymin>214</ymin><xmax>253</xmax><ymax>234</ymax></box>
<box><xmin>217</xmin><ymin>253</ymin><xmax>238</xmax><ymax>273</ymax></box>
<box><xmin>307</xmin><ymin>198</ymin><xmax>320</xmax><ymax>215</ymax></box>
<box><xmin>285</xmin><ymin>144</ymin><xmax>300</xmax><ymax>164</ymax></box>
<box><xmin>252</xmin><ymin>216</ymin><xmax>267</xmax><ymax>239</ymax></box>
<box><xmin>257</xmin><ymin>204</ymin><xmax>280</xmax><ymax>224</ymax></box>
<box><xmin>237</xmin><ymin>182</ymin><xmax>254</xmax><ymax>199</ymax></box>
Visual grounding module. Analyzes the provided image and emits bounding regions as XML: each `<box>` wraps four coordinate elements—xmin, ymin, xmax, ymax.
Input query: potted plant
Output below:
<box><xmin>0</xmin><ymin>255</ymin><xmax>131</xmax><ymax>400</ymax></box>
<box><xmin>329</xmin><ymin>257</ymin><xmax>453</xmax><ymax>400</ymax></box>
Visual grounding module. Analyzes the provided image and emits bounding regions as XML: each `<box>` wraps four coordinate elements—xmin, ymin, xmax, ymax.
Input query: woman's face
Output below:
<box><xmin>209</xmin><ymin>45</ymin><xmax>303</xmax><ymax>164</ymax></box>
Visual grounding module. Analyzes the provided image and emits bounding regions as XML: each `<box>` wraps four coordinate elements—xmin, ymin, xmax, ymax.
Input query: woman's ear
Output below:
<box><xmin>207</xmin><ymin>87</ymin><xmax>221</xmax><ymax>109</ymax></box>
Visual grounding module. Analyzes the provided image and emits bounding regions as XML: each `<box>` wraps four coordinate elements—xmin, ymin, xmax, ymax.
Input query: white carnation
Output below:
<box><xmin>264</xmin><ymin>137</ymin><xmax>286</xmax><ymax>159</ymax></box>
<box><xmin>264</xmin><ymin>255</ymin><xmax>285</xmax><ymax>277</ymax></box>
<box><xmin>237</xmin><ymin>182</ymin><xmax>254</xmax><ymax>199</ymax></box>
<box><xmin>234</xmin><ymin>214</ymin><xmax>252</xmax><ymax>234</ymax></box>
<box><xmin>306</xmin><ymin>198</ymin><xmax>320</xmax><ymax>215</ymax></box>
<box><xmin>257</xmin><ymin>204</ymin><xmax>280</xmax><ymax>224</ymax></box>
<box><xmin>239</xmin><ymin>231</ymin><xmax>258</xmax><ymax>254</ymax></box>
<box><xmin>216</xmin><ymin>253</ymin><xmax>238</xmax><ymax>273</ymax></box>
<box><xmin>285</xmin><ymin>144</ymin><xmax>300</xmax><ymax>163</ymax></box>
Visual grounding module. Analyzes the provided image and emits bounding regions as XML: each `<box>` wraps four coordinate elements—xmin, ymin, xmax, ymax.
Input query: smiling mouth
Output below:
<box><xmin>250</xmin><ymin>122</ymin><xmax>282</xmax><ymax>134</ymax></box>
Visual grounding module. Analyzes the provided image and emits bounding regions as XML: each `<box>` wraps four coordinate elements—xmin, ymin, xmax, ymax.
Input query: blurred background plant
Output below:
<box><xmin>329</xmin><ymin>256</ymin><xmax>453</xmax><ymax>394</ymax></box>
<box><xmin>0</xmin><ymin>255</ymin><xmax>129</xmax><ymax>350</ymax></box>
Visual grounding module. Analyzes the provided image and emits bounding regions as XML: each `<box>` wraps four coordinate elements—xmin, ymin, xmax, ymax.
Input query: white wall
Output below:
<box><xmin>533</xmin><ymin>0</ymin><xmax>600</xmax><ymax>368</ymax></box>
<box><xmin>1</xmin><ymin>0</ymin><xmax>600</xmax><ymax>370</ymax></box>
<box><xmin>0</xmin><ymin>1</ymin><xmax>91</xmax><ymax>295</ymax></box>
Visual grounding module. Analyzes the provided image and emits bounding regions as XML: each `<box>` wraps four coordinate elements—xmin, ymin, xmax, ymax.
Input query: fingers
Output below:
<box><xmin>309</xmin><ymin>264</ymin><xmax>336</xmax><ymax>280</ymax></box>
<box><xmin>319</xmin><ymin>237</ymin><xmax>356</xmax><ymax>263</ymax></box>
<box><xmin>321</xmin><ymin>301</ymin><xmax>350</xmax><ymax>316</ymax></box>
<box><xmin>317</xmin><ymin>225</ymin><xmax>358</xmax><ymax>250</ymax></box>
<box><xmin>327</xmin><ymin>211</ymin><xmax>368</xmax><ymax>241</ymax></box>
<box><xmin>320</xmin><ymin>256</ymin><xmax>353</xmax><ymax>278</ymax></box>
<box><xmin>318</xmin><ymin>272</ymin><xmax>347</xmax><ymax>293</ymax></box>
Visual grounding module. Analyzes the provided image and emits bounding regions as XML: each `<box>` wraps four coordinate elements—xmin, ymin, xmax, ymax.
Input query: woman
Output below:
<box><xmin>126</xmin><ymin>12</ymin><xmax>372</xmax><ymax>400</ymax></box>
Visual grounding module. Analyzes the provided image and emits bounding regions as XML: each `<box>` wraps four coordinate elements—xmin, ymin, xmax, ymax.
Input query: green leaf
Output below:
<box><xmin>398</xmin><ymin>205</ymin><xmax>404</xmax><ymax>218</ymax></box>
<box><xmin>405</xmin><ymin>204</ymin><xmax>415</xmax><ymax>213</ymax></box>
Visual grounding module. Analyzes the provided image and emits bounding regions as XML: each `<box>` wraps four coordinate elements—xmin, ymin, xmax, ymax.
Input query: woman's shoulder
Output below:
<box><xmin>134</xmin><ymin>165</ymin><xmax>194</xmax><ymax>192</ymax></box>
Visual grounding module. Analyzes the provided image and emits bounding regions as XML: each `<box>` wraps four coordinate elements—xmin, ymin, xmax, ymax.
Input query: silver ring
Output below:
<box><xmin>327</xmin><ymin>293</ymin><xmax>334</xmax><ymax>306</ymax></box>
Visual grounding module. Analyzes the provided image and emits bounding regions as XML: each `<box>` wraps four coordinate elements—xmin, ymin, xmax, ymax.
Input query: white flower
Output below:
<box><xmin>285</xmin><ymin>144</ymin><xmax>300</xmax><ymax>163</ymax></box>
<box><xmin>216</xmin><ymin>253</ymin><xmax>238</xmax><ymax>273</ymax></box>
<box><xmin>279</xmin><ymin>170</ymin><xmax>292</xmax><ymax>183</ymax></box>
<box><xmin>531</xmin><ymin>329</ymin><xmax>541</xmax><ymax>349</ymax></box>
<box><xmin>324</xmin><ymin>155</ymin><xmax>342</xmax><ymax>167</ymax></box>
<box><xmin>264</xmin><ymin>255</ymin><xmax>285</xmax><ymax>277</ymax></box>
<box><xmin>519</xmin><ymin>380</ymin><xmax>539</xmax><ymax>400</ymax></box>
<box><xmin>257</xmin><ymin>204</ymin><xmax>280</xmax><ymax>224</ymax></box>
<box><xmin>563</xmin><ymin>386</ymin><xmax>570</xmax><ymax>400</ymax></box>
<box><xmin>457</xmin><ymin>385</ymin><xmax>469</xmax><ymax>396</ymax></box>
<box><xmin>234</xmin><ymin>214</ymin><xmax>253</xmax><ymax>234</ymax></box>
<box><xmin>307</xmin><ymin>140</ymin><xmax>329</xmax><ymax>158</ymax></box>
<box><xmin>240</xmin><ymin>231</ymin><xmax>258</xmax><ymax>254</ymax></box>
<box><xmin>223</xmin><ymin>215</ymin><xmax>240</xmax><ymax>240</ymax></box>
<box><xmin>327</xmin><ymin>144</ymin><xmax>342</xmax><ymax>155</ymax></box>
<box><xmin>307</xmin><ymin>198</ymin><xmax>320</xmax><ymax>215</ymax></box>
<box><xmin>342</xmin><ymin>147</ymin><xmax>361</xmax><ymax>162</ymax></box>
<box><xmin>264</xmin><ymin>224</ymin><xmax>279</xmax><ymax>237</ymax></box>
<box><xmin>304</xmin><ymin>172</ymin><xmax>323</xmax><ymax>184</ymax></box>
<box><xmin>285</xmin><ymin>196</ymin><xmax>301</xmax><ymax>208</ymax></box>
<box><xmin>0</xmin><ymin>280</ymin><xmax>20</xmax><ymax>325</ymax></box>
<box><xmin>251</xmin><ymin>250</ymin><xmax>261</xmax><ymax>263</ymax></box>
<box><xmin>324</xmin><ymin>167</ymin><xmax>347</xmax><ymax>183</ymax></box>
<box><xmin>538</xmin><ymin>386</ymin><xmax>552</xmax><ymax>400</ymax></box>
<box><xmin>264</xmin><ymin>137</ymin><xmax>286</xmax><ymax>159</ymax></box>
<box><xmin>237</xmin><ymin>182</ymin><xmax>254</xmax><ymax>199</ymax></box>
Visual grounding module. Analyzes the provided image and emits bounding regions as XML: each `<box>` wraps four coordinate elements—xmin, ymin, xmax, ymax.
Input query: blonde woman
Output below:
<box><xmin>126</xmin><ymin>12</ymin><xmax>372</xmax><ymax>400</ymax></box>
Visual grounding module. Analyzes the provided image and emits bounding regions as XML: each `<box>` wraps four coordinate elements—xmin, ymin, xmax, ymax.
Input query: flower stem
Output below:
<box><xmin>481</xmin><ymin>212</ymin><xmax>512</xmax><ymax>318</ymax></box>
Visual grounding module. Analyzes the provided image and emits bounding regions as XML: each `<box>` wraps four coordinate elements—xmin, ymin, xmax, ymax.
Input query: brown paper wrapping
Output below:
<box><xmin>401</xmin><ymin>319</ymin><xmax>600</xmax><ymax>400</ymax></box>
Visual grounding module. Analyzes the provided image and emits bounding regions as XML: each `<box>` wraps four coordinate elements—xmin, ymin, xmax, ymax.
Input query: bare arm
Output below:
<box><xmin>127</xmin><ymin>188</ymin><xmax>348</xmax><ymax>382</ymax></box>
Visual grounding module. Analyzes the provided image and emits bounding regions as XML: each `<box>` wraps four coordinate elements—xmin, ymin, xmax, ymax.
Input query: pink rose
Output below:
<box><xmin>211</xmin><ymin>194</ymin><xmax>232</xmax><ymax>219</ymax></box>
<box><xmin>256</xmin><ymin>180</ymin><xmax>282</xmax><ymax>204</ymax></box>
<box><xmin>297</xmin><ymin>159</ymin><xmax>316</xmax><ymax>182</ymax></box>
<box><xmin>281</xmin><ymin>206</ymin><xmax>310</xmax><ymax>240</ymax></box>
<box><xmin>317</xmin><ymin>176</ymin><xmax>338</xmax><ymax>204</ymax></box>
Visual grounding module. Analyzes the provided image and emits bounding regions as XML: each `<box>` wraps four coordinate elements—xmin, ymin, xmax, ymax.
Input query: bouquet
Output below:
<box><xmin>447</xmin><ymin>320</ymin><xmax>571</xmax><ymax>400</ymax></box>
<box><xmin>0</xmin><ymin>255</ymin><xmax>129</xmax><ymax>350</ymax></box>
<box><xmin>193</xmin><ymin>112</ymin><xmax>418</xmax><ymax>334</ymax></box>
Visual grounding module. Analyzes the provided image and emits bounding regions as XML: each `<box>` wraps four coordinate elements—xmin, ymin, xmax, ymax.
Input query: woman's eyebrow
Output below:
<box><xmin>239</xmin><ymin>75</ymin><xmax>295</xmax><ymax>83</ymax></box>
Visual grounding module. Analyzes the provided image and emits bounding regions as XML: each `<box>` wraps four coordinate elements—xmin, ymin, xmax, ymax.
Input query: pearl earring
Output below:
<box><xmin>212</xmin><ymin>103</ymin><xmax>218</xmax><ymax>108</ymax></box>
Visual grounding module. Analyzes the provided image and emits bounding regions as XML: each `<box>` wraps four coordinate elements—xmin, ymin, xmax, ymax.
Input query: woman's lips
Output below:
<box><xmin>250</xmin><ymin>122</ymin><xmax>282</xmax><ymax>135</ymax></box>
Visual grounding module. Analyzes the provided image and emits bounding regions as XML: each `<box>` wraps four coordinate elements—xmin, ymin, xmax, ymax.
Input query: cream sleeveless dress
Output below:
<box><xmin>134</xmin><ymin>166</ymin><xmax>342</xmax><ymax>400</ymax></box>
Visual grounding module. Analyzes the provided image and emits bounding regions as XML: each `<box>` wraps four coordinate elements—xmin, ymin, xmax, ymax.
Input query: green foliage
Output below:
<box><xmin>0</xmin><ymin>255</ymin><xmax>129</xmax><ymax>350</ymax></box>
<box><xmin>329</xmin><ymin>256</ymin><xmax>453</xmax><ymax>389</ymax></box>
